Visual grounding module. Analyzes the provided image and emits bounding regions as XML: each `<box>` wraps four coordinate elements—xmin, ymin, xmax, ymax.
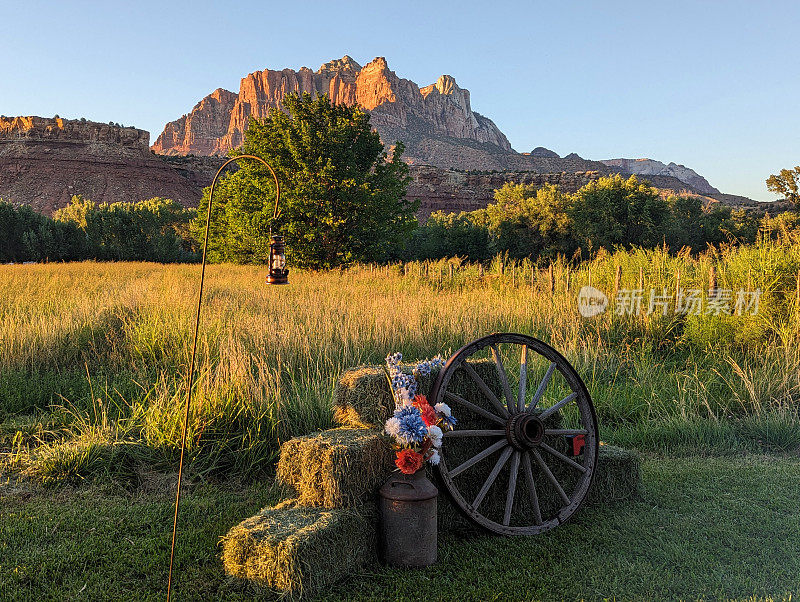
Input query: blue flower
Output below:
<box><xmin>441</xmin><ymin>415</ymin><xmax>457</xmax><ymax>429</ymax></box>
<box><xmin>394</xmin><ymin>406</ymin><xmax>428</xmax><ymax>444</ymax></box>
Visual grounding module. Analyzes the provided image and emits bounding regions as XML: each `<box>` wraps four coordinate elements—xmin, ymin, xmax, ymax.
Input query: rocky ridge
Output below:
<box><xmin>0</xmin><ymin>116</ymin><xmax>769</xmax><ymax>218</ymax></box>
<box><xmin>0</xmin><ymin>116</ymin><xmax>204</xmax><ymax>213</ymax></box>
<box><xmin>599</xmin><ymin>158</ymin><xmax>719</xmax><ymax>195</ymax></box>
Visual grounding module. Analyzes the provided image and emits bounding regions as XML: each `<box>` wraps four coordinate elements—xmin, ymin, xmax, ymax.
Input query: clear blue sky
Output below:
<box><xmin>2</xmin><ymin>0</ymin><xmax>798</xmax><ymax>201</ymax></box>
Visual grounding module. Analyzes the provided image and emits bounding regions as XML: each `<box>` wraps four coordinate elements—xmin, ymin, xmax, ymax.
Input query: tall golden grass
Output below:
<box><xmin>2</xmin><ymin>238</ymin><xmax>800</xmax><ymax>482</ymax></box>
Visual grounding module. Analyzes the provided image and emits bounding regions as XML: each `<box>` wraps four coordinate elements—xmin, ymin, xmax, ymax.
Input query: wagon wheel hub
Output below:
<box><xmin>505</xmin><ymin>412</ymin><xmax>544</xmax><ymax>449</ymax></box>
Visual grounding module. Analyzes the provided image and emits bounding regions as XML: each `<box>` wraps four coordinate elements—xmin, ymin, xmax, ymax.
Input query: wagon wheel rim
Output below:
<box><xmin>431</xmin><ymin>333</ymin><xmax>599</xmax><ymax>535</ymax></box>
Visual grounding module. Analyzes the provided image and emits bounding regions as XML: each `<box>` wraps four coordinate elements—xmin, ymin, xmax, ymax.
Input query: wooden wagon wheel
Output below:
<box><xmin>431</xmin><ymin>333</ymin><xmax>598</xmax><ymax>535</ymax></box>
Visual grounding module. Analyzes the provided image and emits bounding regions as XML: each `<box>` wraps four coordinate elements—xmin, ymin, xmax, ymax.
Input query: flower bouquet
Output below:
<box><xmin>383</xmin><ymin>352</ymin><xmax>457</xmax><ymax>474</ymax></box>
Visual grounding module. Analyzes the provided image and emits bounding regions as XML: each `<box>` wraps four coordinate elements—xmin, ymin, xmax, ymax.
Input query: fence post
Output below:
<box><xmin>478</xmin><ymin>263</ymin><xmax>484</xmax><ymax>278</ymax></box>
<box><xmin>796</xmin><ymin>269</ymin><xmax>800</xmax><ymax>307</ymax></box>
<box><xmin>708</xmin><ymin>265</ymin><xmax>717</xmax><ymax>297</ymax></box>
<box><xmin>448</xmin><ymin>263</ymin><xmax>454</xmax><ymax>281</ymax></box>
<box><xmin>549</xmin><ymin>264</ymin><xmax>555</xmax><ymax>294</ymax></box>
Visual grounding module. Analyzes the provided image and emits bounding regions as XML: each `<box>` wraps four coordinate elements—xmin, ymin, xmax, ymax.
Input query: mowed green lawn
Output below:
<box><xmin>2</xmin><ymin>454</ymin><xmax>799</xmax><ymax>601</ymax></box>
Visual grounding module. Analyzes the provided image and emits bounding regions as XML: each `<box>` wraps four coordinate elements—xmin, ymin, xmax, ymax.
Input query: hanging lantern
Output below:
<box><xmin>267</xmin><ymin>234</ymin><xmax>289</xmax><ymax>284</ymax></box>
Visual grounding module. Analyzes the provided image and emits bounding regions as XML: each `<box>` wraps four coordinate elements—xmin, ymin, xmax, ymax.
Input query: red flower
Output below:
<box><xmin>395</xmin><ymin>448</ymin><xmax>424</xmax><ymax>474</ymax></box>
<box><xmin>413</xmin><ymin>395</ymin><xmax>437</xmax><ymax>427</ymax></box>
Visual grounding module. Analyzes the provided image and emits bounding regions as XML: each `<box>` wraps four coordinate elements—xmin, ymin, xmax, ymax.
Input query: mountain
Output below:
<box><xmin>152</xmin><ymin>56</ymin><xmax>614</xmax><ymax>173</ymax></box>
<box><xmin>599</xmin><ymin>158</ymin><xmax>719</xmax><ymax>195</ymax></box>
<box><xmin>152</xmin><ymin>55</ymin><xmax>734</xmax><ymax>199</ymax></box>
<box><xmin>0</xmin><ymin>116</ymin><xmax>208</xmax><ymax>213</ymax></box>
<box><xmin>0</xmin><ymin>58</ymin><xmax>756</xmax><ymax>216</ymax></box>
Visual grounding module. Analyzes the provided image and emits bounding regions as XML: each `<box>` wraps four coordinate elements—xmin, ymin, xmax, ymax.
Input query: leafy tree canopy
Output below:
<box><xmin>195</xmin><ymin>93</ymin><xmax>416</xmax><ymax>268</ymax></box>
<box><xmin>766</xmin><ymin>166</ymin><xmax>800</xmax><ymax>206</ymax></box>
<box><xmin>569</xmin><ymin>175</ymin><xmax>670</xmax><ymax>251</ymax></box>
<box><xmin>406</xmin><ymin>211</ymin><xmax>491</xmax><ymax>261</ymax></box>
<box><xmin>55</xmin><ymin>195</ymin><xmax>195</xmax><ymax>262</ymax></box>
<box><xmin>486</xmin><ymin>183</ymin><xmax>576</xmax><ymax>259</ymax></box>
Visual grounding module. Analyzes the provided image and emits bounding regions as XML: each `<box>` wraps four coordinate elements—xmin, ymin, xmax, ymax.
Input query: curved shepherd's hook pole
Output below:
<box><xmin>167</xmin><ymin>154</ymin><xmax>280</xmax><ymax>601</ymax></box>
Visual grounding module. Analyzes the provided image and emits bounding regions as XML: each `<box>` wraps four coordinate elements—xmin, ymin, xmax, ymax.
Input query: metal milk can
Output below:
<box><xmin>378</xmin><ymin>469</ymin><xmax>438</xmax><ymax>567</ymax></box>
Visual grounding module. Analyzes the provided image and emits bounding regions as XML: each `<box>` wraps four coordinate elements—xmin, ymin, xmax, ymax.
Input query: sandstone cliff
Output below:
<box><xmin>0</xmin><ymin>116</ymin><xmax>205</xmax><ymax>213</ymax></box>
<box><xmin>599</xmin><ymin>158</ymin><xmax>719</xmax><ymax>195</ymax></box>
<box><xmin>153</xmin><ymin>56</ymin><xmax>732</xmax><ymax>190</ymax></box>
<box><xmin>152</xmin><ymin>56</ymin><xmax>535</xmax><ymax>170</ymax></box>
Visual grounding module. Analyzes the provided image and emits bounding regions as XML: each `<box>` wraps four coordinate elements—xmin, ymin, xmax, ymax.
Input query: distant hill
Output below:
<box><xmin>599</xmin><ymin>158</ymin><xmax>719</xmax><ymax>195</ymax></box>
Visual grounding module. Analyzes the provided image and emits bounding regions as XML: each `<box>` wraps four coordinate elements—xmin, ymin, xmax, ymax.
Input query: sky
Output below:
<box><xmin>2</xmin><ymin>0</ymin><xmax>798</xmax><ymax>201</ymax></box>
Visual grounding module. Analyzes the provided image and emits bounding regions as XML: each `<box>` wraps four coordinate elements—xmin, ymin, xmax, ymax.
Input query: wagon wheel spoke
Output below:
<box><xmin>490</xmin><ymin>343</ymin><xmax>516</xmax><ymax>415</ymax></box>
<box><xmin>531</xmin><ymin>449</ymin><xmax>570</xmax><ymax>506</ymax></box>
<box><xmin>544</xmin><ymin>428</ymin><xmax>588</xmax><ymax>436</ymax></box>
<box><xmin>539</xmin><ymin>442</ymin><xmax>587</xmax><ymax>473</ymax></box>
<box><xmin>517</xmin><ymin>345</ymin><xmax>528</xmax><ymax>412</ymax></box>
<box><xmin>527</xmin><ymin>361</ymin><xmax>557</xmax><ymax>411</ymax></box>
<box><xmin>444</xmin><ymin>391</ymin><xmax>505</xmax><ymax>425</ymax></box>
<box><xmin>449</xmin><ymin>439</ymin><xmax>507</xmax><ymax>478</ymax></box>
<box><xmin>503</xmin><ymin>451</ymin><xmax>521</xmax><ymax>526</ymax></box>
<box><xmin>538</xmin><ymin>392</ymin><xmax>578</xmax><ymax>421</ymax></box>
<box><xmin>443</xmin><ymin>429</ymin><xmax>506</xmax><ymax>438</ymax></box>
<box><xmin>521</xmin><ymin>451</ymin><xmax>543</xmax><ymax>525</ymax></box>
<box><xmin>460</xmin><ymin>361</ymin><xmax>510</xmax><ymax>418</ymax></box>
<box><xmin>473</xmin><ymin>446</ymin><xmax>513</xmax><ymax>511</ymax></box>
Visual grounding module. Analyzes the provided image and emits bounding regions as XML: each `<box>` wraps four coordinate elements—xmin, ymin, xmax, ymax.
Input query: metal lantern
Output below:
<box><xmin>267</xmin><ymin>234</ymin><xmax>289</xmax><ymax>284</ymax></box>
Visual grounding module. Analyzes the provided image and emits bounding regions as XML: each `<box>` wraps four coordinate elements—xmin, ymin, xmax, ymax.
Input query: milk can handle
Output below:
<box><xmin>390</xmin><ymin>481</ymin><xmax>415</xmax><ymax>490</ymax></box>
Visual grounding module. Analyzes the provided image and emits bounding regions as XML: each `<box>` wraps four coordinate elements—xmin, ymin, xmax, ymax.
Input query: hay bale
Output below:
<box><xmin>333</xmin><ymin>365</ymin><xmax>440</xmax><ymax>428</ymax></box>
<box><xmin>333</xmin><ymin>366</ymin><xmax>392</xmax><ymax>429</ymax></box>
<box><xmin>436</xmin><ymin>443</ymin><xmax>641</xmax><ymax>531</ymax></box>
<box><xmin>333</xmin><ymin>362</ymin><xmax>482</xmax><ymax>428</ymax></box>
<box><xmin>277</xmin><ymin>428</ymin><xmax>393</xmax><ymax>508</ymax></box>
<box><xmin>222</xmin><ymin>499</ymin><xmax>376</xmax><ymax>598</ymax></box>
<box><xmin>585</xmin><ymin>444</ymin><xmax>641</xmax><ymax>504</ymax></box>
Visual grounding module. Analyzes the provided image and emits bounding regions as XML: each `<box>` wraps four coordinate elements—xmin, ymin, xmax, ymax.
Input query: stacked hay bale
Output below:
<box><xmin>222</xmin><ymin>362</ymin><xmax>641</xmax><ymax>597</ymax></box>
<box><xmin>222</xmin><ymin>499</ymin><xmax>376</xmax><ymax>596</ymax></box>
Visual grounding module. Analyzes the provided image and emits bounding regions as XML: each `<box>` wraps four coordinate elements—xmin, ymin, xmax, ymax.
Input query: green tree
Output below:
<box><xmin>55</xmin><ymin>196</ymin><xmax>195</xmax><ymax>262</ymax></box>
<box><xmin>195</xmin><ymin>93</ymin><xmax>416</xmax><ymax>268</ymax></box>
<box><xmin>405</xmin><ymin>211</ymin><xmax>491</xmax><ymax>261</ymax></box>
<box><xmin>485</xmin><ymin>183</ymin><xmax>576</xmax><ymax>259</ymax></box>
<box><xmin>766</xmin><ymin>166</ymin><xmax>800</xmax><ymax>206</ymax></box>
<box><xmin>570</xmin><ymin>175</ymin><xmax>670</xmax><ymax>251</ymax></box>
<box><xmin>0</xmin><ymin>201</ymin><xmax>83</xmax><ymax>262</ymax></box>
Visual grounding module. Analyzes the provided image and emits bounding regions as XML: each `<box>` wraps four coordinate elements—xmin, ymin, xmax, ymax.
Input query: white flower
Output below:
<box><xmin>384</xmin><ymin>417</ymin><xmax>401</xmax><ymax>438</ymax></box>
<box><xmin>428</xmin><ymin>450</ymin><xmax>441</xmax><ymax>465</ymax></box>
<box><xmin>434</xmin><ymin>402</ymin><xmax>451</xmax><ymax>417</ymax></box>
<box><xmin>396</xmin><ymin>388</ymin><xmax>412</xmax><ymax>406</ymax></box>
<box><xmin>428</xmin><ymin>424</ymin><xmax>443</xmax><ymax>448</ymax></box>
